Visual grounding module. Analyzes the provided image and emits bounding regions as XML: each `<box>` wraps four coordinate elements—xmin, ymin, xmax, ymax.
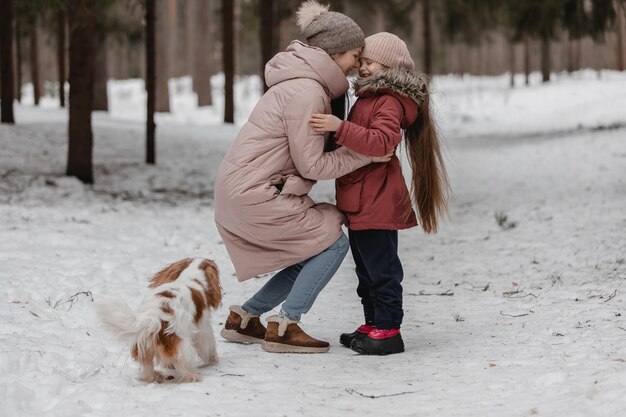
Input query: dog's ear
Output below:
<box><xmin>149</xmin><ymin>258</ymin><xmax>193</xmax><ymax>288</ymax></box>
<box><xmin>199</xmin><ymin>259</ymin><xmax>222</xmax><ymax>309</ymax></box>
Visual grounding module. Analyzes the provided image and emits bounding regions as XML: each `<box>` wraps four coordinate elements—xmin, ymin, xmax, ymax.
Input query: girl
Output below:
<box><xmin>309</xmin><ymin>32</ymin><xmax>449</xmax><ymax>355</ymax></box>
<box><xmin>215</xmin><ymin>1</ymin><xmax>391</xmax><ymax>354</ymax></box>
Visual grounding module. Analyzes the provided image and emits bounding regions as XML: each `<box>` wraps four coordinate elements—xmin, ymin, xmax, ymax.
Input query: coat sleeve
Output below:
<box><xmin>334</xmin><ymin>96</ymin><xmax>403</xmax><ymax>157</ymax></box>
<box><xmin>284</xmin><ymin>88</ymin><xmax>373</xmax><ymax>181</ymax></box>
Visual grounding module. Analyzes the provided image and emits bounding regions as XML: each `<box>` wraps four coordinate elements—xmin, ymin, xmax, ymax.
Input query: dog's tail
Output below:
<box><xmin>96</xmin><ymin>300</ymin><xmax>162</xmax><ymax>345</ymax></box>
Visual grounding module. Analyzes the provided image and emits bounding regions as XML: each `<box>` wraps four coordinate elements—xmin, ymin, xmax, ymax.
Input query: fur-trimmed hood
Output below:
<box><xmin>353</xmin><ymin>66</ymin><xmax>429</xmax><ymax>124</ymax></box>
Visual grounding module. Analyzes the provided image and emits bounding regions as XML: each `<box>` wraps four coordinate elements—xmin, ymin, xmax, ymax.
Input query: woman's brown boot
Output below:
<box><xmin>220</xmin><ymin>305</ymin><xmax>266</xmax><ymax>344</ymax></box>
<box><xmin>262</xmin><ymin>315</ymin><xmax>330</xmax><ymax>353</ymax></box>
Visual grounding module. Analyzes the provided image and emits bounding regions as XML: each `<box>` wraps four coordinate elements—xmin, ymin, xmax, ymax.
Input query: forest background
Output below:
<box><xmin>2</xmin><ymin>0</ymin><xmax>625</xmax><ymax>183</ymax></box>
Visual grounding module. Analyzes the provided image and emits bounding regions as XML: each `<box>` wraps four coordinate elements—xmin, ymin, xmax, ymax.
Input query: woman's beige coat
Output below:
<box><xmin>214</xmin><ymin>41</ymin><xmax>371</xmax><ymax>281</ymax></box>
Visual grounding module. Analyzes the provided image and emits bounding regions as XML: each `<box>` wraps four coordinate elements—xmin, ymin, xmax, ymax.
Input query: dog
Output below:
<box><xmin>97</xmin><ymin>258</ymin><xmax>222</xmax><ymax>383</ymax></box>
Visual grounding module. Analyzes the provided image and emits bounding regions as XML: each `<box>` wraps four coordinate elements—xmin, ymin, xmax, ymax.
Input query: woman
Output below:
<box><xmin>215</xmin><ymin>1</ymin><xmax>389</xmax><ymax>353</ymax></box>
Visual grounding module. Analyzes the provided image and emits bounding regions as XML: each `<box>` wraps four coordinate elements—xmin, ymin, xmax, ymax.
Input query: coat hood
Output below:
<box><xmin>353</xmin><ymin>66</ymin><xmax>429</xmax><ymax>127</ymax></box>
<box><xmin>264</xmin><ymin>40</ymin><xmax>349</xmax><ymax>99</ymax></box>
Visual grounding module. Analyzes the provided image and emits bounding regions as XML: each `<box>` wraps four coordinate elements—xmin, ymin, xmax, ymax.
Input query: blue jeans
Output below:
<box><xmin>242</xmin><ymin>234</ymin><xmax>349</xmax><ymax>321</ymax></box>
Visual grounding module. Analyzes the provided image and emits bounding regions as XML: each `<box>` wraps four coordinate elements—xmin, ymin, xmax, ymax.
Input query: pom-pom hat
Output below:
<box><xmin>296</xmin><ymin>1</ymin><xmax>364</xmax><ymax>55</ymax></box>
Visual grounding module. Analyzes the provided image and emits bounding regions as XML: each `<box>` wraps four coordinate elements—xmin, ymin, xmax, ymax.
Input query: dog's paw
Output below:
<box><xmin>137</xmin><ymin>370</ymin><xmax>167</xmax><ymax>384</ymax></box>
<box><xmin>199</xmin><ymin>355</ymin><xmax>219</xmax><ymax>368</ymax></box>
<box><xmin>176</xmin><ymin>372</ymin><xmax>203</xmax><ymax>383</ymax></box>
<box><xmin>208</xmin><ymin>354</ymin><xmax>219</xmax><ymax>366</ymax></box>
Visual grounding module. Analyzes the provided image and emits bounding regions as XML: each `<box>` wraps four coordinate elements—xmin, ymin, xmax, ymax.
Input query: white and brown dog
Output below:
<box><xmin>97</xmin><ymin>258</ymin><xmax>222</xmax><ymax>383</ymax></box>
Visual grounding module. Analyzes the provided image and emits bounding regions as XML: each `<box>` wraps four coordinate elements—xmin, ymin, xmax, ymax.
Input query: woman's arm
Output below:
<box><xmin>310</xmin><ymin>96</ymin><xmax>404</xmax><ymax>157</ymax></box>
<box><xmin>284</xmin><ymin>89</ymin><xmax>379</xmax><ymax>181</ymax></box>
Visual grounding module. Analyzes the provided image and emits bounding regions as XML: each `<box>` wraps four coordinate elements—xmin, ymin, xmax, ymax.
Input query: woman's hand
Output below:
<box><xmin>372</xmin><ymin>151</ymin><xmax>394</xmax><ymax>163</ymax></box>
<box><xmin>309</xmin><ymin>114</ymin><xmax>342</xmax><ymax>132</ymax></box>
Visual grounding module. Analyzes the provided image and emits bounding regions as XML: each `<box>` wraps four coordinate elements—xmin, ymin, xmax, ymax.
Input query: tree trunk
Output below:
<box><xmin>30</xmin><ymin>19</ymin><xmax>41</xmax><ymax>106</ymax></box>
<box><xmin>260</xmin><ymin>0</ymin><xmax>275</xmax><ymax>92</ymax></box>
<box><xmin>524</xmin><ymin>35</ymin><xmax>531</xmax><ymax>86</ymax></box>
<box><xmin>372</xmin><ymin>4</ymin><xmax>385</xmax><ymax>32</ymax></box>
<box><xmin>223</xmin><ymin>0</ymin><xmax>235</xmax><ymax>123</ymax></box>
<box><xmin>1</xmin><ymin>0</ymin><xmax>15</xmax><ymax>124</ymax></box>
<box><xmin>15</xmin><ymin>19</ymin><xmax>22</xmax><ymax>103</ymax></box>
<box><xmin>193</xmin><ymin>0</ymin><xmax>214</xmax><ymax>106</ymax></box>
<box><xmin>67</xmin><ymin>0</ymin><xmax>95</xmax><ymax>184</ymax></box>
<box><xmin>540</xmin><ymin>36</ymin><xmax>551</xmax><ymax>83</ymax></box>
<box><xmin>93</xmin><ymin>32</ymin><xmax>108</xmax><ymax>111</ymax></box>
<box><xmin>422</xmin><ymin>0</ymin><xmax>432</xmax><ymax>75</ymax></box>
<box><xmin>12</xmin><ymin>19</ymin><xmax>19</xmax><ymax>102</ymax></box>
<box><xmin>57</xmin><ymin>11</ymin><xmax>66</xmax><ymax>107</ymax></box>
<box><xmin>155</xmin><ymin>0</ymin><xmax>170</xmax><ymax>112</ymax></box>
<box><xmin>509</xmin><ymin>40</ymin><xmax>515</xmax><ymax>88</ymax></box>
<box><xmin>567</xmin><ymin>36</ymin><xmax>576</xmax><ymax>73</ymax></box>
<box><xmin>146</xmin><ymin>0</ymin><xmax>156</xmax><ymax>164</ymax></box>
<box><xmin>617</xmin><ymin>1</ymin><xmax>624</xmax><ymax>71</ymax></box>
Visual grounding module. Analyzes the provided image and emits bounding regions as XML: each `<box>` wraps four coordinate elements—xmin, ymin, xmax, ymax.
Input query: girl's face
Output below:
<box><xmin>358</xmin><ymin>58</ymin><xmax>388</xmax><ymax>78</ymax></box>
<box><xmin>331</xmin><ymin>47</ymin><xmax>362</xmax><ymax>76</ymax></box>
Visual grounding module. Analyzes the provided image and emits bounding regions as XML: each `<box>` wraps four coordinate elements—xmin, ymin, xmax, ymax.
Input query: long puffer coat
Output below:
<box><xmin>214</xmin><ymin>41</ymin><xmax>372</xmax><ymax>281</ymax></box>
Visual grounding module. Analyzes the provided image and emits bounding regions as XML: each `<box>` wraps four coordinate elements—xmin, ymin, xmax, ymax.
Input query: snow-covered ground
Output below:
<box><xmin>1</xmin><ymin>70</ymin><xmax>625</xmax><ymax>417</ymax></box>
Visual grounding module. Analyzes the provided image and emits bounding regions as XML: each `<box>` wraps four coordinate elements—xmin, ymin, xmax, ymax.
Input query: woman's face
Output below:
<box><xmin>330</xmin><ymin>47</ymin><xmax>362</xmax><ymax>76</ymax></box>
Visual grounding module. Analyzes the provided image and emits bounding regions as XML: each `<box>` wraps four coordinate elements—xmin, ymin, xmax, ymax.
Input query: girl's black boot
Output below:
<box><xmin>339</xmin><ymin>324</ymin><xmax>374</xmax><ymax>347</ymax></box>
<box><xmin>350</xmin><ymin>329</ymin><xmax>404</xmax><ymax>355</ymax></box>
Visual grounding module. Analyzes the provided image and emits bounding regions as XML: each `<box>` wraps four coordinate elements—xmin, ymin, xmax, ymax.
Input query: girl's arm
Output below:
<box><xmin>310</xmin><ymin>96</ymin><xmax>404</xmax><ymax>157</ymax></box>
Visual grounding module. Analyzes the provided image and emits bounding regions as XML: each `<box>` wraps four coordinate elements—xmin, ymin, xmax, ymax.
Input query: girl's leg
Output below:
<box><xmin>279</xmin><ymin>234</ymin><xmax>349</xmax><ymax>321</ymax></box>
<box><xmin>348</xmin><ymin>229</ymin><xmax>375</xmax><ymax>325</ymax></box>
<box><xmin>350</xmin><ymin>229</ymin><xmax>403</xmax><ymax>329</ymax></box>
<box><xmin>242</xmin><ymin>263</ymin><xmax>303</xmax><ymax>316</ymax></box>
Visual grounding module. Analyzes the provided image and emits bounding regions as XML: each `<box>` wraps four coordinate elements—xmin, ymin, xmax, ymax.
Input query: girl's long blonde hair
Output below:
<box><xmin>404</xmin><ymin>84</ymin><xmax>449</xmax><ymax>234</ymax></box>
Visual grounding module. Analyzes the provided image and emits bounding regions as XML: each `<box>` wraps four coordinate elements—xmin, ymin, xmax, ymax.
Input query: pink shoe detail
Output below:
<box><xmin>357</xmin><ymin>324</ymin><xmax>375</xmax><ymax>334</ymax></box>
<box><xmin>368</xmin><ymin>328</ymin><xmax>400</xmax><ymax>339</ymax></box>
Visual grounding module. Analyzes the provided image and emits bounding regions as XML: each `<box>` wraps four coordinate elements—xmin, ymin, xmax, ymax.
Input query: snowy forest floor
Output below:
<box><xmin>1</xmin><ymin>71</ymin><xmax>626</xmax><ymax>417</ymax></box>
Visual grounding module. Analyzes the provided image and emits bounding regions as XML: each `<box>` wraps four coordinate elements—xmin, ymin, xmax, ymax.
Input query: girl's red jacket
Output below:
<box><xmin>334</xmin><ymin>68</ymin><xmax>424</xmax><ymax>231</ymax></box>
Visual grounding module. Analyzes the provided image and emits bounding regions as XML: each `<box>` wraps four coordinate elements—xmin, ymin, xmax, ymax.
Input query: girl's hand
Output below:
<box><xmin>309</xmin><ymin>114</ymin><xmax>342</xmax><ymax>132</ymax></box>
<box><xmin>372</xmin><ymin>151</ymin><xmax>394</xmax><ymax>163</ymax></box>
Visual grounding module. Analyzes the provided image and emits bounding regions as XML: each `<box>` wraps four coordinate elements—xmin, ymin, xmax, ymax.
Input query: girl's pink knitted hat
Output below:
<box><xmin>361</xmin><ymin>32</ymin><xmax>415</xmax><ymax>71</ymax></box>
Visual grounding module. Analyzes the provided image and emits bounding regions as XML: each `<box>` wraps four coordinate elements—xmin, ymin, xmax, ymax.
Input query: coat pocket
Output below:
<box><xmin>336</xmin><ymin>180</ymin><xmax>363</xmax><ymax>213</ymax></box>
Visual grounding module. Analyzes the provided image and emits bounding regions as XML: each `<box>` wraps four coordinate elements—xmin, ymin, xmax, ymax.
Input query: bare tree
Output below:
<box><xmin>524</xmin><ymin>35</ymin><xmax>531</xmax><ymax>86</ymax></box>
<box><xmin>617</xmin><ymin>0</ymin><xmax>624</xmax><ymax>71</ymax></box>
<box><xmin>1</xmin><ymin>0</ymin><xmax>16</xmax><ymax>123</ymax></box>
<box><xmin>193</xmin><ymin>0</ymin><xmax>214</xmax><ymax>106</ymax></box>
<box><xmin>372</xmin><ymin>3</ymin><xmax>385</xmax><ymax>33</ymax></box>
<box><xmin>30</xmin><ymin>17</ymin><xmax>41</xmax><ymax>105</ymax></box>
<box><xmin>223</xmin><ymin>0</ymin><xmax>235</xmax><ymax>123</ymax></box>
<box><xmin>57</xmin><ymin>10</ymin><xmax>66</xmax><ymax>107</ymax></box>
<box><xmin>509</xmin><ymin>39</ymin><xmax>515</xmax><ymax>87</ymax></box>
<box><xmin>92</xmin><ymin>0</ymin><xmax>108</xmax><ymax>112</ymax></box>
<box><xmin>540</xmin><ymin>36</ymin><xmax>550</xmax><ymax>82</ymax></box>
<box><xmin>146</xmin><ymin>0</ymin><xmax>156</xmax><ymax>164</ymax></box>
<box><xmin>155</xmin><ymin>0</ymin><xmax>170</xmax><ymax>112</ymax></box>
<box><xmin>93</xmin><ymin>30</ymin><xmax>108</xmax><ymax>111</ymax></box>
<box><xmin>14</xmin><ymin>19</ymin><xmax>22</xmax><ymax>103</ymax></box>
<box><xmin>67</xmin><ymin>0</ymin><xmax>96</xmax><ymax>183</ymax></box>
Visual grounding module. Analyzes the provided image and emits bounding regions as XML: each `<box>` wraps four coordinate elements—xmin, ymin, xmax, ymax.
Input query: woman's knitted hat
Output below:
<box><xmin>362</xmin><ymin>32</ymin><xmax>415</xmax><ymax>71</ymax></box>
<box><xmin>296</xmin><ymin>1</ymin><xmax>364</xmax><ymax>55</ymax></box>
